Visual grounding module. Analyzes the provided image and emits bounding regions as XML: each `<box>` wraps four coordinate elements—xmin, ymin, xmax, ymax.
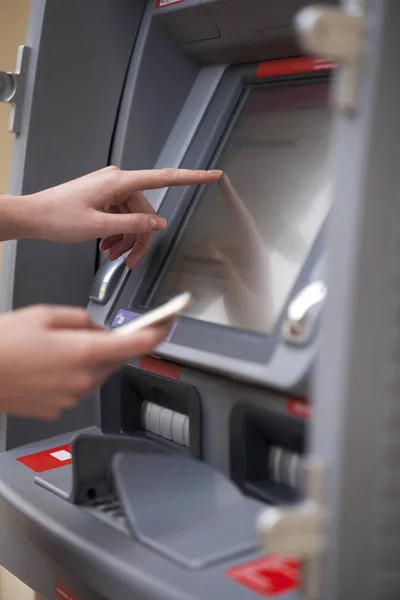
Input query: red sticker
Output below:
<box><xmin>17</xmin><ymin>444</ymin><xmax>72</xmax><ymax>473</ymax></box>
<box><xmin>257</xmin><ymin>57</ymin><xmax>338</xmax><ymax>79</ymax></box>
<box><xmin>286</xmin><ymin>399</ymin><xmax>312</xmax><ymax>420</ymax></box>
<box><xmin>156</xmin><ymin>0</ymin><xmax>184</xmax><ymax>7</ymax></box>
<box><xmin>55</xmin><ymin>581</ymin><xmax>80</xmax><ymax>600</ymax></box>
<box><xmin>139</xmin><ymin>355</ymin><xmax>181</xmax><ymax>380</ymax></box>
<box><xmin>226</xmin><ymin>556</ymin><xmax>301</xmax><ymax>596</ymax></box>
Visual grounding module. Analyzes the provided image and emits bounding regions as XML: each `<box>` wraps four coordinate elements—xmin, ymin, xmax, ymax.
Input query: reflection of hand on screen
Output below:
<box><xmin>208</xmin><ymin>174</ymin><xmax>272</xmax><ymax>331</ymax></box>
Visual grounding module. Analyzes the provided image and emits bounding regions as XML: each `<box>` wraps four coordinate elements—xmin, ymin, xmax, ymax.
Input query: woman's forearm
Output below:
<box><xmin>0</xmin><ymin>194</ymin><xmax>41</xmax><ymax>242</ymax></box>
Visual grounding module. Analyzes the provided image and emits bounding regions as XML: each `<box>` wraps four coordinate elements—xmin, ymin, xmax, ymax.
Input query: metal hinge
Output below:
<box><xmin>0</xmin><ymin>45</ymin><xmax>30</xmax><ymax>134</ymax></box>
<box><xmin>282</xmin><ymin>281</ymin><xmax>326</xmax><ymax>345</ymax></box>
<box><xmin>256</xmin><ymin>457</ymin><xmax>326</xmax><ymax>600</ymax></box>
<box><xmin>295</xmin><ymin>2</ymin><xmax>366</xmax><ymax>114</ymax></box>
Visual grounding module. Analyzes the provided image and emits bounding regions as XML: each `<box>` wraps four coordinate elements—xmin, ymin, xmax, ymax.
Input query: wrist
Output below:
<box><xmin>0</xmin><ymin>194</ymin><xmax>45</xmax><ymax>241</ymax></box>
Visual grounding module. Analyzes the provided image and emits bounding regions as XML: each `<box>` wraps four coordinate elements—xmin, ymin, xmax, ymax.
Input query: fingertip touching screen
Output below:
<box><xmin>150</xmin><ymin>81</ymin><xmax>332</xmax><ymax>335</ymax></box>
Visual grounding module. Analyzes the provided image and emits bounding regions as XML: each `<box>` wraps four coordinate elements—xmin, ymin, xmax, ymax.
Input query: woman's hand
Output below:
<box><xmin>0</xmin><ymin>304</ymin><xmax>173</xmax><ymax>420</ymax></box>
<box><xmin>28</xmin><ymin>166</ymin><xmax>221</xmax><ymax>268</ymax></box>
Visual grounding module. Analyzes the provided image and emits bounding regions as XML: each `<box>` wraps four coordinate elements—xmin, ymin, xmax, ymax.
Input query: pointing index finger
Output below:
<box><xmin>120</xmin><ymin>168</ymin><xmax>222</xmax><ymax>192</ymax></box>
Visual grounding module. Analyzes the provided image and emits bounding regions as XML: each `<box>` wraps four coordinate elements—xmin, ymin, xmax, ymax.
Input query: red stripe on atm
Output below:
<box><xmin>55</xmin><ymin>581</ymin><xmax>80</xmax><ymax>600</ymax></box>
<box><xmin>226</xmin><ymin>556</ymin><xmax>301</xmax><ymax>596</ymax></box>
<box><xmin>139</xmin><ymin>355</ymin><xmax>181</xmax><ymax>380</ymax></box>
<box><xmin>256</xmin><ymin>57</ymin><xmax>338</xmax><ymax>78</ymax></box>
<box><xmin>17</xmin><ymin>444</ymin><xmax>72</xmax><ymax>472</ymax></box>
<box><xmin>156</xmin><ymin>0</ymin><xmax>184</xmax><ymax>8</ymax></box>
<box><xmin>286</xmin><ymin>399</ymin><xmax>311</xmax><ymax>420</ymax></box>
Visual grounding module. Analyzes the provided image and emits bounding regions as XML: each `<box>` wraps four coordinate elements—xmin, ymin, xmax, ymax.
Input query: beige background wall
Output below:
<box><xmin>0</xmin><ymin>0</ymin><xmax>31</xmax><ymax>193</ymax></box>
<box><xmin>0</xmin><ymin>3</ymin><xmax>42</xmax><ymax>599</ymax></box>
<box><xmin>0</xmin><ymin>0</ymin><xmax>31</xmax><ymax>269</ymax></box>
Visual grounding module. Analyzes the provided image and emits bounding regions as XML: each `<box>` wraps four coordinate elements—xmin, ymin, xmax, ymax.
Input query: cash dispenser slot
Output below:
<box><xmin>35</xmin><ymin>432</ymin><xmax>260</xmax><ymax>570</ymax></box>
<box><xmin>230</xmin><ymin>401</ymin><xmax>306</xmax><ymax>505</ymax></box>
<box><xmin>141</xmin><ymin>401</ymin><xmax>190</xmax><ymax>448</ymax></box>
<box><xmin>100</xmin><ymin>367</ymin><xmax>202</xmax><ymax>458</ymax></box>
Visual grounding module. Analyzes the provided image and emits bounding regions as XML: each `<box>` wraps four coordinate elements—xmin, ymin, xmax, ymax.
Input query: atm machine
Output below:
<box><xmin>0</xmin><ymin>0</ymin><xmax>398</xmax><ymax>599</ymax></box>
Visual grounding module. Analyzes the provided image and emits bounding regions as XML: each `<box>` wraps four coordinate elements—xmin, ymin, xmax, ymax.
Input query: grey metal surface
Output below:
<box><xmin>99</xmin><ymin>362</ymin><xmax>306</xmax><ymax>479</ymax></box>
<box><xmin>114</xmin><ymin>452</ymin><xmax>259</xmax><ymax>569</ymax></box>
<box><xmin>0</xmin><ymin>0</ymin><xmax>145</xmax><ymax>451</ymax></box>
<box><xmin>311</xmin><ymin>1</ymin><xmax>400</xmax><ymax>598</ymax></box>
<box><xmin>111</xmin><ymin>3</ymin><xmax>199</xmax><ymax>170</ymax></box>
<box><xmin>0</xmin><ymin>431</ymin><xmax>298</xmax><ymax>600</ymax></box>
<box><xmin>154</xmin><ymin>0</ymin><xmax>338</xmax><ymax>65</ymax></box>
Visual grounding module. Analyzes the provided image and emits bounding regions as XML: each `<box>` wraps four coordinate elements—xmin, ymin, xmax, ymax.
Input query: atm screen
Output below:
<box><xmin>150</xmin><ymin>82</ymin><xmax>332</xmax><ymax>334</ymax></box>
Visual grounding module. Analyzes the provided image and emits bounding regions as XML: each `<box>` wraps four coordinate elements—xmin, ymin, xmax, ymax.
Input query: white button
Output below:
<box><xmin>159</xmin><ymin>407</ymin><xmax>173</xmax><ymax>441</ymax></box>
<box><xmin>141</xmin><ymin>401</ymin><xmax>151</xmax><ymax>431</ymax></box>
<box><xmin>50</xmin><ymin>450</ymin><xmax>71</xmax><ymax>461</ymax></box>
<box><xmin>171</xmin><ymin>412</ymin><xmax>187</xmax><ymax>445</ymax></box>
<box><xmin>147</xmin><ymin>402</ymin><xmax>162</xmax><ymax>435</ymax></box>
<box><xmin>183</xmin><ymin>417</ymin><xmax>190</xmax><ymax>447</ymax></box>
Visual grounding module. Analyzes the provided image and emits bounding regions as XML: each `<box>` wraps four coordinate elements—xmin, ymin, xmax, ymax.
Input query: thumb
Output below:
<box><xmin>40</xmin><ymin>306</ymin><xmax>98</xmax><ymax>330</ymax></box>
<box><xmin>83</xmin><ymin>321</ymin><xmax>174</xmax><ymax>364</ymax></box>
<box><xmin>97</xmin><ymin>212</ymin><xmax>167</xmax><ymax>236</ymax></box>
